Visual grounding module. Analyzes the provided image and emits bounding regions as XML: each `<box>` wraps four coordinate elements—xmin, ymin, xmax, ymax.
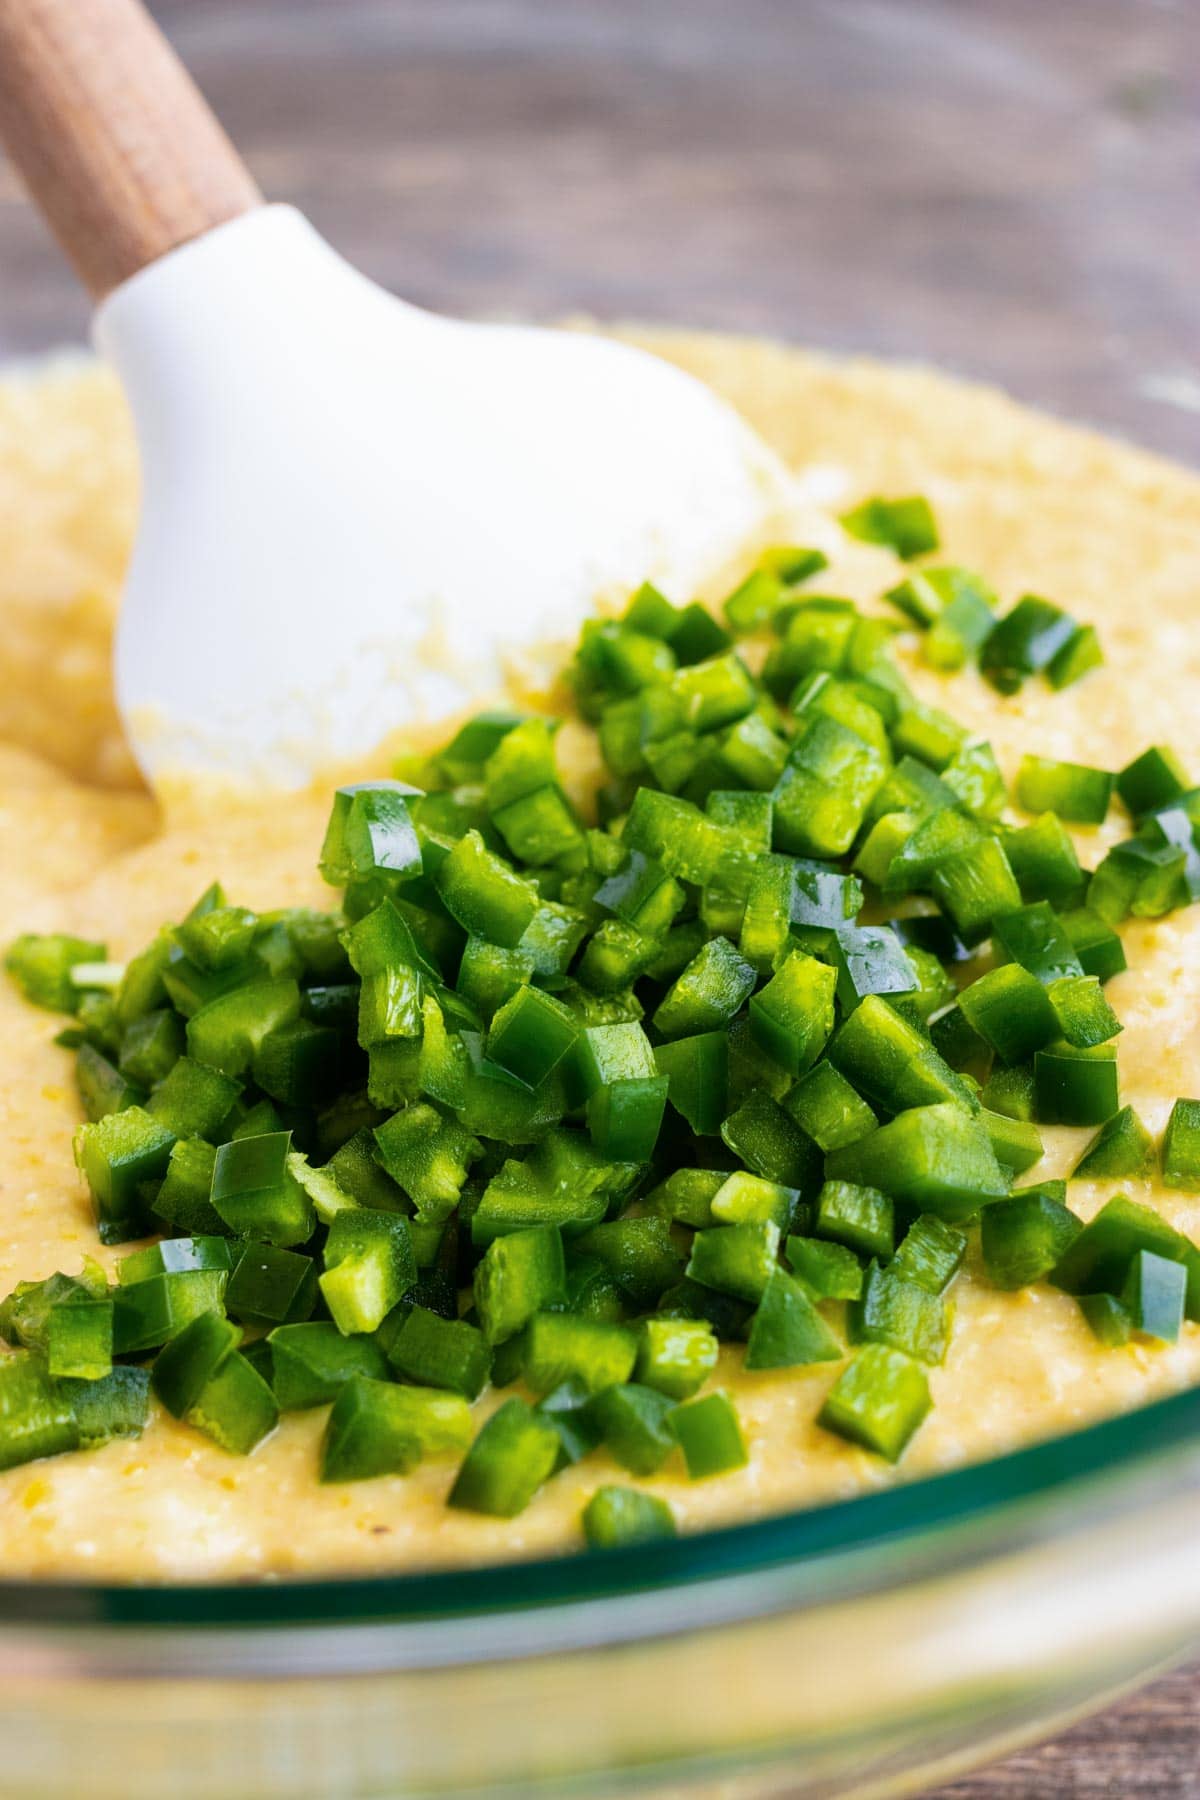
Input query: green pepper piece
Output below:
<box><xmin>146</xmin><ymin>1056</ymin><xmax>241</xmax><ymax>1140</ymax></box>
<box><xmin>449</xmin><ymin>1397</ymin><xmax>562</xmax><ymax>1516</ymax></box>
<box><xmin>981</xmin><ymin>1108</ymin><xmax>1044</xmax><ymax>1174</ymax></box>
<box><xmin>1050</xmin><ymin>1194</ymin><xmax>1190</xmax><ymax>1299</ymax></box>
<box><xmin>174</xmin><ymin>904</ymin><xmax>259</xmax><ymax>975</ymax></box>
<box><xmin>958</xmin><ymin>964</ymin><xmax>1060</xmax><ymax>1066</ymax></box>
<box><xmin>745</xmin><ymin>1268</ymin><xmax>842</xmax><ymax>1369</ymax></box>
<box><xmin>0</xmin><ymin>1264</ymin><xmax>105</xmax><ymax>1353</ymax></box>
<box><xmin>652</xmin><ymin>936</ymin><xmax>756</xmax><ymax>1040</ymax></box>
<box><xmin>748</xmin><ymin>949</ymin><xmax>836</xmax><ymax>1076</ymax></box>
<box><xmin>111</xmin><ymin>1268</ymin><xmax>229</xmax><ymax>1355</ymax></box>
<box><xmin>117</xmin><ymin>1008</ymin><xmax>184</xmax><ymax>1091</ymax></box>
<box><xmin>118</xmin><ymin>1235</ymin><xmax>234</xmax><ymax>1282</ymax></box>
<box><xmin>992</xmin><ymin>902</ymin><xmax>1084</xmax><ymax>984</ymax></box>
<box><xmin>1003</xmin><ymin>814</ymin><xmax>1087</xmax><ymax>911</ymax></box>
<box><xmin>45</xmin><ymin>1294</ymin><xmax>113</xmax><ymax>1381</ymax></box>
<box><xmin>828</xmin><ymin>995</ymin><xmax>977</xmax><ymax>1116</ymax></box>
<box><xmin>814</xmin><ymin>1179</ymin><xmax>894</xmax><ymax>1260</ymax></box>
<box><xmin>1016</xmin><ymin>757</ymin><xmax>1113</xmax><ymax>825</ymax></box>
<box><xmin>824</xmin><ymin>1104</ymin><xmax>1009</xmax><ymax>1224</ymax></box>
<box><xmin>941</xmin><ymin>739</ymin><xmax>1007</xmax><ymax>821</ymax></box>
<box><xmin>980</xmin><ymin>1063</ymin><xmax>1036</xmax><ymax>1123</ymax></box>
<box><xmin>320</xmin><ymin>1209</ymin><xmax>417</xmax><ymax>1336</ymax></box>
<box><xmin>210</xmin><ymin>1130</ymin><xmax>314</xmax><ymax>1246</ymax></box>
<box><xmin>457</xmin><ymin>937</ymin><xmax>536</xmax><ymax>1022</ymax></box>
<box><xmin>1121</xmin><ymin>1250</ymin><xmax>1186</xmax><ymax>1343</ymax></box>
<box><xmin>668</xmin><ymin>1390</ymin><xmax>748</xmax><ymax>1478</ymax></box>
<box><xmin>5</xmin><ymin>932</ymin><xmax>106</xmax><ymax>1013</ymax></box>
<box><xmin>61</xmin><ymin>1365</ymin><xmax>150</xmax><ymax>1448</ymax></box>
<box><xmin>840</xmin><ymin>493</ymin><xmax>938</xmax><ymax>559</ymax></box>
<box><xmin>1162</xmin><ymin>1099</ymin><xmax>1200</xmax><ymax>1190</ymax></box>
<box><xmin>670</xmin><ymin>603</ymin><xmax>733</xmax><ymax>666</ymax></box>
<box><xmin>920</xmin><ymin>569</ymin><xmax>998</xmax><ymax>669</ymax></box>
<box><xmin>74</xmin><ymin>1043</ymin><xmax>142</xmax><ymax>1123</ymax></box>
<box><xmin>0</xmin><ymin>1351</ymin><xmax>80</xmax><ymax>1470</ymax></box>
<box><xmin>891</xmin><ymin>1215</ymin><xmax>967</xmax><ymax>1295</ymax></box>
<box><xmin>818</xmin><ymin>1343</ymin><xmax>930</xmax><ymax>1461</ymax></box>
<box><xmin>717</xmin><ymin>711</ymin><xmax>789</xmax><ymax>790</ymax></box>
<box><xmin>573</xmin><ymin>1218</ymin><xmax>684</xmax><ymax>1310</ymax></box>
<box><xmin>324</xmin><ymin>1126</ymin><xmax>407</xmax><ymax>1212</ymax></box>
<box><xmin>433</xmin><ymin>830</ymin><xmax>539</xmax><ymax>948</ymax></box>
<box><xmin>980</xmin><ymin>595</ymin><xmax>1077</xmax><ymax>693</ymax></box>
<box><xmin>849</xmin><ymin>1261</ymin><xmax>949</xmax><ymax>1365</ymax></box>
<box><xmin>1116</xmin><ymin>746</ymin><xmax>1190</xmax><ymax>819</ymax></box>
<box><xmin>686</xmin><ymin>1220</ymin><xmax>780</xmax><ymax>1304</ymax></box>
<box><xmin>186</xmin><ymin>977</ymin><xmax>302</xmax><ymax>1078</ymax></box>
<box><xmin>670</xmin><ymin>650</ymin><xmax>757</xmax><ymax>732</ymax></box>
<box><xmin>830</xmin><ymin>924</ymin><xmax>917</xmax><ymax>1014</ymax></box>
<box><xmin>374</xmin><ymin>1103</ymin><xmax>482</xmax><ymax>1223</ymax></box>
<box><xmin>470</xmin><ymin>1157</ymin><xmax>607</xmax><ymax>1247</ymax></box>
<box><xmin>1078</xmin><ymin>1291</ymin><xmax>1134</xmax><ymax>1347</ymax></box>
<box><xmin>720</xmin><ymin>1090</ymin><xmax>821</xmax><ymax>1193</ymax></box>
<box><xmin>762</xmin><ymin>598</ymin><xmax>856</xmax><ymax>695</ymax></box>
<box><xmin>771</xmin><ymin>716</ymin><xmax>889</xmax><ymax>860</ymax></box>
<box><xmin>1072</xmin><ymin>1105</ymin><xmax>1154</xmax><ymax>1180</ymax></box>
<box><xmin>486</xmin><ymin>985</ymin><xmax>579</xmax><ymax>1089</ymax></box>
<box><xmin>73</xmin><ymin>1105</ymin><xmax>176</xmax><ymax>1243</ymax></box>
<box><xmin>1045</xmin><ymin>623</ymin><xmax>1103</xmax><ymax>690</ymax></box>
<box><xmin>383</xmin><ymin>1305</ymin><xmax>490</xmax><ymax>1399</ymax></box>
<box><xmin>655</xmin><ymin>1031</ymin><xmax>729</xmax><ymax>1137</ymax></box>
<box><xmin>1060</xmin><ymin>908</ymin><xmax>1126</xmax><ymax>983</ymax></box>
<box><xmin>251</xmin><ymin>1017</ymin><xmax>342</xmax><ymax>1109</ymax></box>
<box><xmin>435</xmin><ymin>712</ymin><xmax>523</xmax><ymax>785</ymax></box>
<box><xmin>585</xmin><ymin>1381</ymin><xmax>676</xmax><ymax>1474</ymax></box>
<box><xmin>521</xmin><ymin>1312</ymin><xmax>637</xmax><ymax>1397</ymax></box>
<box><xmin>783</xmin><ymin>1062</ymin><xmax>876</xmax><ymax>1154</ymax></box>
<box><xmin>634</xmin><ymin>1316</ymin><xmax>718</xmax><ymax>1401</ymax></box>
<box><xmin>267</xmin><ymin>1321</ymin><xmax>389</xmax><ymax>1410</ymax></box>
<box><xmin>474</xmin><ymin>1225</ymin><xmax>566</xmax><ymax>1345</ymax></box>
<box><xmin>225</xmin><ymin>1244</ymin><xmax>317</xmax><ymax>1327</ymax></box>
<box><xmin>643</xmin><ymin>1169</ymin><xmax>727</xmax><ymax>1230</ymax></box>
<box><xmin>535</xmin><ymin>1378</ymin><xmax>603</xmax><ymax>1467</ymax></box>
<box><xmin>321</xmin><ymin>1376</ymin><xmax>471</xmax><ymax>1482</ymax></box>
<box><xmin>784</xmin><ymin>1241</ymin><xmax>862</xmax><ymax>1310</ymax></box>
<box><xmin>319</xmin><ymin>781</ymin><xmax>423</xmax><ymax>891</ymax></box>
<box><xmin>567</xmin><ymin>1022</ymin><xmax>668</xmax><ymax>1162</ymax></box>
<box><xmin>1033</xmin><ymin>1041</ymin><xmax>1119</xmax><ymax>1126</ymax></box>
<box><xmin>582</xmin><ymin>1485</ymin><xmax>677</xmax><ymax>1548</ymax></box>
<box><xmin>930</xmin><ymin>836</ymin><xmax>1023</xmax><ymax>945</ymax></box>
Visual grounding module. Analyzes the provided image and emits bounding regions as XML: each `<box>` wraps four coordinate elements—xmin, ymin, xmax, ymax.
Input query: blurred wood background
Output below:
<box><xmin>0</xmin><ymin>0</ymin><xmax>1196</xmax><ymax>461</ymax></box>
<box><xmin>1</xmin><ymin>2</ymin><xmax>1199</xmax><ymax>1792</ymax></box>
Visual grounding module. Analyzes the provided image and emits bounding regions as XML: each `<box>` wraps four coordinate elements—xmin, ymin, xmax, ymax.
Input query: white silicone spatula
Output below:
<box><xmin>0</xmin><ymin>0</ymin><xmax>791</xmax><ymax>786</ymax></box>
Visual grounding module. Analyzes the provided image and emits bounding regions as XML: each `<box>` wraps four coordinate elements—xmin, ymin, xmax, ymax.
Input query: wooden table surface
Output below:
<box><xmin>1</xmin><ymin>2</ymin><xmax>1198</xmax><ymax>1793</ymax></box>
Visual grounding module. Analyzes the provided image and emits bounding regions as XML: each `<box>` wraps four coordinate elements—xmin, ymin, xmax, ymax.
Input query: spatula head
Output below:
<box><xmin>96</xmin><ymin>207</ymin><xmax>794</xmax><ymax>785</ymax></box>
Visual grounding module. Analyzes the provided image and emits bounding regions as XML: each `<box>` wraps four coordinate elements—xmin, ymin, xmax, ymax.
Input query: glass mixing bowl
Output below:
<box><xmin>5</xmin><ymin>1383</ymin><xmax>1200</xmax><ymax>1799</ymax></box>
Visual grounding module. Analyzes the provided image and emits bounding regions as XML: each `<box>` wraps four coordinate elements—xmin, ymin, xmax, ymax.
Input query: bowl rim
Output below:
<box><xmin>3</xmin><ymin>1380</ymin><xmax>1199</xmax><ymax>1638</ymax></box>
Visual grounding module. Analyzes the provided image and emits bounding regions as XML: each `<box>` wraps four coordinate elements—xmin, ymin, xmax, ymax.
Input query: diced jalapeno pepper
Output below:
<box><xmin>824</xmin><ymin>1104</ymin><xmax>1008</xmax><ymax>1224</ymax></box>
<box><xmin>818</xmin><ymin>1343</ymin><xmax>930</xmax><ymax>1461</ymax></box>
<box><xmin>267</xmin><ymin>1321</ymin><xmax>389</xmax><ymax>1410</ymax></box>
<box><xmin>1033</xmin><ymin>1041</ymin><xmax>1119</xmax><ymax>1126</ymax></box>
<box><xmin>320</xmin><ymin>1209</ymin><xmax>417</xmax><ymax>1336</ymax></box>
<box><xmin>582</xmin><ymin>1485</ymin><xmax>677</xmax><ymax>1548</ymax></box>
<box><xmin>321</xmin><ymin>1376</ymin><xmax>471</xmax><ymax>1482</ymax></box>
<box><xmin>449</xmin><ymin>1397</ymin><xmax>562</xmax><ymax>1516</ymax></box>
<box><xmin>668</xmin><ymin>1390</ymin><xmax>748</xmax><ymax>1478</ymax></box>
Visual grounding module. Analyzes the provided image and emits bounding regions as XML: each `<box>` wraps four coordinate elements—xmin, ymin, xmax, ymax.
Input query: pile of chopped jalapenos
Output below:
<box><xmin>7</xmin><ymin>490</ymin><xmax>1200</xmax><ymax>1552</ymax></box>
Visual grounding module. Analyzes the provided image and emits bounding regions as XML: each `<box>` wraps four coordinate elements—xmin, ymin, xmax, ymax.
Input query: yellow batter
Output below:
<box><xmin>2</xmin><ymin>336</ymin><xmax>1200</xmax><ymax>1580</ymax></box>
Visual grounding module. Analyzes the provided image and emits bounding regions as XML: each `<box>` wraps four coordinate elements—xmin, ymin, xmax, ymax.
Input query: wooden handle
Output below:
<box><xmin>0</xmin><ymin>0</ymin><xmax>261</xmax><ymax>298</ymax></box>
